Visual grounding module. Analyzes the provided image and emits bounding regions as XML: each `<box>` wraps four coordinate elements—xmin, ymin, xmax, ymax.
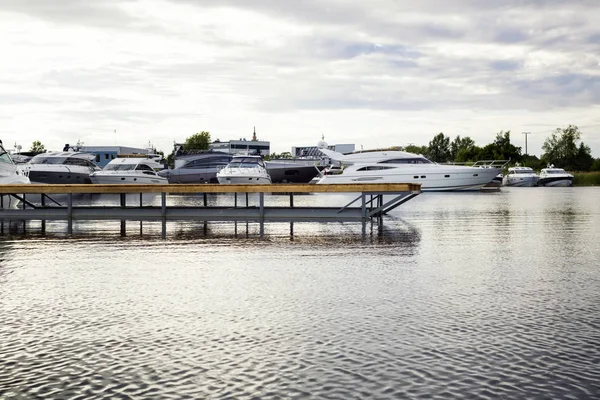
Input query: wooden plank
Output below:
<box><xmin>0</xmin><ymin>183</ymin><xmax>421</xmax><ymax>194</ymax></box>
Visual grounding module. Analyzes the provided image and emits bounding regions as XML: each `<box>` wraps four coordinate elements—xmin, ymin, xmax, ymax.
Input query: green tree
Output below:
<box><xmin>455</xmin><ymin>145</ymin><xmax>482</xmax><ymax>163</ymax></box>
<box><xmin>542</xmin><ymin>125</ymin><xmax>593</xmax><ymax>171</ymax></box>
<box><xmin>591</xmin><ymin>158</ymin><xmax>600</xmax><ymax>172</ymax></box>
<box><xmin>450</xmin><ymin>135</ymin><xmax>476</xmax><ymax>161</ymax></box>
<box><xmin>184</xmin><ymin>131</ymin><xmax>211</xmax><ymax>151</ymax></box>
<box><xmin>427</xmin><ymin>133</ymin><xmax>451</xmax><ymax>162</ymax></box>
<box><xmin>30</xmin><ymin>140</ymin><xmax>46</xmax><ymax>153</ymax></box>
<box><xmin>404</xmin><ymin>144</ymin><xmax>429</xmax><ymax>157</ymax></box>
<box><xmin>477</xmin><ymin>130</ymin><xmax>521</xmax><ymax>162</ymax></box>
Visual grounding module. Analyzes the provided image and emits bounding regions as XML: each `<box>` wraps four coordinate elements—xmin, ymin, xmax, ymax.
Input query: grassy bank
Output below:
<box><xmin>573</xmin><ymin>171</ymin><xmax>600</xmax><ymax>186</ymax></box>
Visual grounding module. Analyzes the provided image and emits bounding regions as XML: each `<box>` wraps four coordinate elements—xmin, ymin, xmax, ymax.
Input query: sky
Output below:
<box><xmin>1</xmin><ymin>0</ymin><xmax>599</xmax><ymax>157</ymax></box>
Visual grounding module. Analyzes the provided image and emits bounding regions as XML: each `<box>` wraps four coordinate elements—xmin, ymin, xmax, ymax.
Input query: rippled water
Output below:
<box><xmin>1</xmin><ymin>187</ymin><xmax>599</xmax><ymax>399</ymax></box>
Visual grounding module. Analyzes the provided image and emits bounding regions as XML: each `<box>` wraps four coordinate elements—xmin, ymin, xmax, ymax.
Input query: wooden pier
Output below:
<box><xmin>0</xmin><ymin>183</ymin><xmax>421</xmax><ymax>235</ymax></box>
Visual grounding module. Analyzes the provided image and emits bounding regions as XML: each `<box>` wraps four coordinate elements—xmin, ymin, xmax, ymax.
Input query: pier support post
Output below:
<box><xmin>259</xmin><ymin>193</ymin><xmax>264</xmax><ymax>220</ymax></box>
<box><xmin>67</xmin><ymin>193</ymin><xmax>73</xmax><ymax>234</ymax></box>
<box><xmin>161</xmin><ymin>192</ymin><xmax>166</xmax><ymax>239</ymax></box>
<box><xmin>290</xmin><ymin>193</ymin><xmax>294</xmax><ymax>208</ymax></box>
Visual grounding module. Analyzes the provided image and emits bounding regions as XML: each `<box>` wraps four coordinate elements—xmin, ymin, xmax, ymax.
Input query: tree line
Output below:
<box><xmin>403</xmin><ymin>125</ymin><xmax>599</xmax><ymax>172</ymax></box>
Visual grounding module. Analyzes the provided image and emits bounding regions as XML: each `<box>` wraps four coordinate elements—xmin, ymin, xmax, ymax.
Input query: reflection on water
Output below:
<box><xmin>1</xmin><ymin>187</ymin><xmax>599</xmax><ymax>399</ymax></box>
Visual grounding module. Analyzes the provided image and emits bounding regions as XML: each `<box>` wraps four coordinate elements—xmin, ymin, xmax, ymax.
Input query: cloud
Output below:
<box><xmin>0</xmin><ymin>0</ymin><xmax>599</xmax><ymax>156</ymax></box>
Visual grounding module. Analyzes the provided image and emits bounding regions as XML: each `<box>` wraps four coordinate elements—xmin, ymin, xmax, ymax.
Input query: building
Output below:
<box><xmin>80</xmin><ymin>145</ymin><xmax>155</xmax><ymax>168</ymax></box>
<box><xmin>209</xmin><ymin>127</ymin><xmax>270</xmax><ymax>156</ymax></box>
<box><xmin>291</xmin><ymin>143</ymin><xmax>355</xmax><ymax>158</ymax></box>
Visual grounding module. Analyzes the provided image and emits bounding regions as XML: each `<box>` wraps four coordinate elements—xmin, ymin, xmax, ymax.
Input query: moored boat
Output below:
<box><xmin>502</xmin><ymin>166</ymin><xmax>539</xmax><ymax>187</ymax></box>
<box><xmin>217</xmin><ymin>155</ymin><xmax>271</xmax><ymax>184</ymax></box>
<box><xmin>89</xmin><ymin>158</ymin><xmax>168</xmax><ymax>184</ymax></box>
<box><xmin>315</xmin><ymin>148</ymin><xmax>505</xmax><ymax>191</ymax></box>
<box><xmin>538</xmin><ymin>166</ymin><xmax>573</xmax><ymax>187</ymax></box>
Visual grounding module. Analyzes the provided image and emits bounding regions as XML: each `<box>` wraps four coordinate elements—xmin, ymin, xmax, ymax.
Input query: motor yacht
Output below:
<box><xmin>315</xmin><ymin>149</ymin><xmax>504</xmax><ymax>191</ymax></box>
<box><xmin>265</xmin><ymin>158</ymin><xmax>325</xmax><ymax>183</ymax></box>
<box><xmin>538</xmin><ymin>166</ymin><xmax>573</xmax><ymax>187</ymax></box>
<box><xmin>502</xmin><ymin>166</ymin><xmax>539</xmax><ymax>187</ymax></box>
<box><xmin>158</xmin><ymin>150</ymin><xmax>232</xmax><ymax>184</ymax></box>
<box><xmin>217</xmin><ymin>155</ymin><xmax>272</xmax><ymax>184</ymax></box>
<box><xmin>89</xmin><ymin>158</ymin><xmax>168</xmax><ymax>184</ymax></box>
<box><xmin>0</xmin><ymin>140</ymin><xmax>31</xmax><ymax>208</ymax></box>
<box><xmin>26</xmin><ymin>151</ymin><xmax>100</xmax><ymax>184</ymax></box>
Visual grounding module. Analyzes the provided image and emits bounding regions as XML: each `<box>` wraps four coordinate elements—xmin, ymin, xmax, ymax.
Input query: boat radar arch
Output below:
<box><xmin>317</xmin><ymin>135</ymin><xmax>328</xmax><ymax>149</ymax></box>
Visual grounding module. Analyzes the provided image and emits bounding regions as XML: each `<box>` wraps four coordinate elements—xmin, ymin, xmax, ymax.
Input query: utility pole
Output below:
<box><xmin>522</xmin><ymin>132</ymin><xmax>531</xmax><ymax>155</ymax></box>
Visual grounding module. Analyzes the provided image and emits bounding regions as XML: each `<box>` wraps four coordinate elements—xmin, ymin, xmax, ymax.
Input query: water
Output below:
<box><xmin>1</xmin><ymin>187</ymin><xmax>599</xmax><ymax>399</ymax></box>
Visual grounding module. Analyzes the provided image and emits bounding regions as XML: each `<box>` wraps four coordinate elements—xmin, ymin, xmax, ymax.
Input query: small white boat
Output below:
<box><xmin>502</xmin><ymin>166</ymin><xmax>539</xmax><ymax>187</ymax></box>
<box><xmin>217</xmin><ymin>155</ymin><xmax>272</xmax><ymax>184</ymax></box>
<box><xmin>538</xmin><ymin>166</ymin><xmax>573</xmax><ymax>187</ymax></box>
<box><xmin>89</xmin><ymin>158</ymin><xmax>168</xmax><ymax>184</ymax></box>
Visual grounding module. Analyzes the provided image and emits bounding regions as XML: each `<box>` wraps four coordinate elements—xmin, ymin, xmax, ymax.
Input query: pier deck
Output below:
<box><xmin>0</xmin><ymin>183</ymin><xmax>420</xmax><ymax>233</ymax></box>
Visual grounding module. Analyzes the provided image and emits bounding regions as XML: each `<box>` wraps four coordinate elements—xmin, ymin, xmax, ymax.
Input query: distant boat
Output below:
<box><xmin>538</xmin><ymin>166</ymin><xmax>573</xmax><ymax>187</ymax></box>
<box><xmin>502</xmin><ymin>166</ymin><xmax>539</xmax><ymax>187</ymax></box>
<box><xmin>90</xmin><ymin>158</ymin><xmax>168</xmax><ymax>184</ymax></box>
<box><xmin>217</xmin><ymin>155</ymin><xmax>272</xmax><ymax>184</ymax></box>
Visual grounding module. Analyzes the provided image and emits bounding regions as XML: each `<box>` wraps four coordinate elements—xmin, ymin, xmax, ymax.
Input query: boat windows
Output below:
<box><xmin>31</xmin><ymin>156</ymin><xmax>67</xmax><ymax>164</ymax></box>
<box><xmin>356</xmin><ymin>166</ymin><xmax>396</xmax><ymax>171</ymax></box>
<box><xmin>420</xmin><ymin>175</ymin><xmax>426</xmax><ymax>178</ymax></box>
<box><xmin>0</xmin><ymin>150</ymin><xmax>12</xmax><ymax>164</ymax></box>
<box><xmin>445</xmin><ymin>175</ymin><xmax>450</xmax><ymax>178</ymax></box>
<box><xmin>106</xmin><ymin>164</ymin><xmax>136</xmax><ymax>171</ymax></box>
<box><xmin>64</xmin><ymin>157</ymin><xmax>95</xmax><ymax>167</ymax></box>
<box><xmin>135</xmin><ymin>164</ymin><xmax>154</xmax><ymax>172</ymax></box>
<box><xmin>378</xmin><ymin>157</ymin><xmax>433</xmax><ymax>164</ymax></box>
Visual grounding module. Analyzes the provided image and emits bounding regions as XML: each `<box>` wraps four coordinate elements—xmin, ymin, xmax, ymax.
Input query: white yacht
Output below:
<box><xmin>26</xmin><ymin>151</ymin><xmax>100</xmax><ymax>184</ymax></box>
<box><xmin>315</xmin><ymin>149</ymin><xmax>503</xmax><ymax>191</ymax></box>
<box><xmin>538</xmin><ymin>166</ymin><xmax>573</xmax><ymax>187</ymax></box>
<box><xmin>217</xmin><ymin>155</ymin><xmax>272</xmax><ymax>184</ymax></box>
<box><xmin>89</xmin><ymin>158</ymin><xmax>168</xmax><ymax>184</ymax></box>
<box><xmin>0</xmin><ymin>140</ymin><xmax>30</xmax><ymax>209</ymax></box>
<box><xmin>502</xmin><ymin>166</ymin><xmax>539</xmax><ymax>187</ymax></box>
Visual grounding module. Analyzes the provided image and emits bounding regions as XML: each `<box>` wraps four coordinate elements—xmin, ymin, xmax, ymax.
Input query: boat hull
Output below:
<box><xmin>538</xmin><ymin>177</ymin><xmax>573</xmax><ymax>187</ymax></box>
<box><xmin>317</xmin><ymin>168</ymin><xmax>501</xmax><ymax>191</ymax></box>
<box><xmin>90</xmin><ymin>173</ymin><xmax>168</xmax><ymax>184</ymax></box>
<box><xmin>502</xmin><ymin>176</ymin><xmax>538</xmax><ymax>187</ymax></box>
<box><xmin>28</xmin><ymin>169</ymin><xmax>93</xmax><ymax>184</ymax></box>
<box><xmin>266</xmin><ymin>164</ymin><xmax>322</xmax><ymax>183</ymax></box>
<box><xmin>217</xmin><ymin>176</ymin><xmax>272</xmax><ymax>184</ymax></box>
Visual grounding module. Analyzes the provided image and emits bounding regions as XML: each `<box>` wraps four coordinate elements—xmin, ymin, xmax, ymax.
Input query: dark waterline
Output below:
<box><xmin>1</xmin><ymin>187</ymin><xmax>599</xmax><ymax>399</ymax></box>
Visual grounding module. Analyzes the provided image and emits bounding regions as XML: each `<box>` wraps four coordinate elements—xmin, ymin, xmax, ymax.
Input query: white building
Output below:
<box><xmin>209</xmin><ymin>127</ymin><xmax>270</xmax><ymax>156</ymax></box>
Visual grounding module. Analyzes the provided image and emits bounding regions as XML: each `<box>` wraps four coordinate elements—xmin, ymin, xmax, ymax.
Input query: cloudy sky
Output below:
<box><xmin>1</xmin><ymin>0</ymin><xmax>599</xmax><ymax>156</ymax></box>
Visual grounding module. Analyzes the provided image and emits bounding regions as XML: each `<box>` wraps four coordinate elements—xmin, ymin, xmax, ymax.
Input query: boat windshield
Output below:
<box><xmin>0</xmin><ymin>149</ymin><xmax>12</xmax><ymax>164</ymax></box>
<box><xmin>105</xmin><ymin>164</ymin><xmax>136</xmax><ymax>171</ymax></box>
<box><xmin>31</xmin><ymin>156</ymin><xmax>68</xmax><ymax>164</ymax></box>
<box><xmin>229</xmin><ymin>158</ymin><xmax>263</xmax><ymax>168</ymax></box>
<box><xmin>545</xmin><ymin>169</ymin><xmax>566</xmax><ymax>174</ymax></box>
